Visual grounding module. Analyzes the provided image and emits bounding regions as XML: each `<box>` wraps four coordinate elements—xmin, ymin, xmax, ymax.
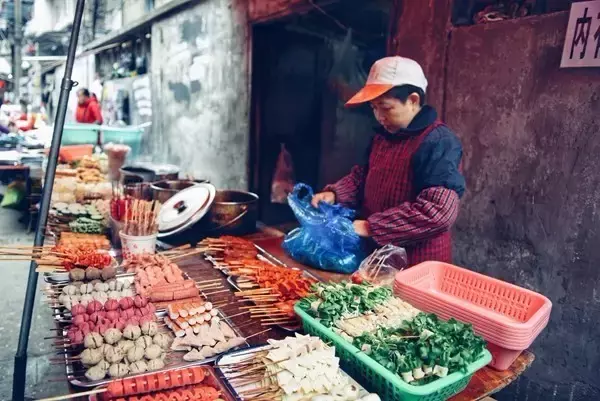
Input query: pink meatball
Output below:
<box><xmin>106</xmin><ymin>311</ymin><xmax>120</xmax><ymax>322</ymax></box>
<box><xmin>86</xmin><ymin>300</ymin><xmax>103</xmax><ymax>314</ymax></box>
<box><xmin>104</xmin><ymin>299</ymin><xmax>119</xmax><ymax>311</ymax></box>
<box><xmin>88</xmin><ymin>312</ymin><xmax>100</xmax><ymax>323</ymax></box>
<box><xmin>115</xmin><ymin>318</ymin><xmax>127</xmax><ymax>331</ymax></box>
<box><xmin>70</xmin><ymin>304</ymin><xmax>86</xmax><ymax>316</ymax></box>
<box><xmin>119</xmin><ymin>297</ymin><xmax>134</xmax><ymax>310</ymax></box>
<box><xmin>72</xmin><ymin>315</ymin><xmax>87</xmax><ymax>327</ymax></box>
<box><xmin>133</xmin><ymin>295</ymin><xmax>145</xmax><ymax>308</ymax></box>
<box><xmin>80</xmin><ymin>325</ymin><xmax>91</xmax><ymax>336</ymax></box>
<box><xmin>139</xmin><ymin>314</ymin><xmax>154</xmax><ymax>325</ymax></box>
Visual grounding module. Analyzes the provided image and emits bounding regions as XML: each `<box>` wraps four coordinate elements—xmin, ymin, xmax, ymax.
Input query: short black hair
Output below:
<box><xmin>385</xmin><ymin>84</ymin><xmax>426</xmax><ymax>106</ymax></box>
<box><xmin>78</xmin><ymin>88</ymin><xmax>90</xmax><ymax>97</ymax></box>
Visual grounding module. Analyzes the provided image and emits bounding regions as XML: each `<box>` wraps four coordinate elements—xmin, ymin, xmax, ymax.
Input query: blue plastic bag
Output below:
<box><xmin>282</xmin><ymin>183</ymin><xmax>365</xmax><ymax>274</ymax></box>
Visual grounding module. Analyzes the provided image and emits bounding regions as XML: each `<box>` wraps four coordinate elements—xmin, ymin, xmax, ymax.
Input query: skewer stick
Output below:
<box><xmin>261</xmin><ymin>320</ymin><xmax>295</xmax><ymax>327</ymax></box>
<box><xmin>245</xmin><ymin>328</ymin><xmax>271</xmax><ymax>339</ymax></box>
<box><xmin>226</xmin><ymin>311</ymin><xmax>250</xmax><ymax>319</ymax></box>
<box><xmin>36</xmin><ymin>388</ymin><xmax>105</xmax><ymax>401</ymax></box>
<box><xmin>202</xmin><ymin>289</ymin><xmax>230</xmax><ymax>296</ymax></box>
<box><xmin>196</xmin><ymin>278</ymin><xmax>223</xmax><ymax>284</ymax></box>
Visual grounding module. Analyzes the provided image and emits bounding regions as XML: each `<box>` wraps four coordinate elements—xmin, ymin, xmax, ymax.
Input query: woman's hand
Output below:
<box><xmin>353</xmin><ymin>220</ymin><xmax>370</xmax><ymax>237</ymax></box>
<box><xmin>311</xmin><ymin>191</ymin><xmax>336</xmax><ymax>208</ymax></box>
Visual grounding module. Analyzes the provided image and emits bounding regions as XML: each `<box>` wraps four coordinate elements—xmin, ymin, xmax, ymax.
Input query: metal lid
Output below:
<box><xmin>122</xmin><ymin>162</ymin><xmax>180</xmax><ymax>175</ymax></box>
<box><xmin>157</xmin><ymin>182</ymin><xmax>216</xmax><ymax>237</ymax></box>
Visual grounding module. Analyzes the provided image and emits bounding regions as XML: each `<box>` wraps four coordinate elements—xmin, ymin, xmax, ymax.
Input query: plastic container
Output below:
<box><xmin>392</xmin><ymin>284</ymin><xmax>550</xmax><ymax>343</ymax></box>
<box><xmin>102</xmin><ymin>126</ymin><xmax>144</xmax><ymax>160</ymax></box>
<box><xmin>394</xmin><ymin>262</ymin><xmax>552</xmax><ymax>370</ymax></box>
<box><xmin>58</xmin><ymin>144</ymin><xmax>94</xmax><ymax>162</ymax></box>
<box><xmin>61</xmin><ymin>123</ymin><xmax>100</xmax><ymax>145</ymax></box>
<box><xmin>59</xmin><ymin>123</ymin><xmax>144</xmax><ymax>160</ymax></box>
<box><xmin>120</xmin><ymin>231</ymin><xmax>157</xmax><ymax>259</ymax></box>
<box><xmin>294</xmin><ymin>304</ymin><xmax>492</xmax><ymax>401</ymax></box>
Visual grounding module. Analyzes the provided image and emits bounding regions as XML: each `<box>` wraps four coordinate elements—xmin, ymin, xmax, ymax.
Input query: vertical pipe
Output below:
<box><xmin>14</xmin><ymin>0</ymin><xmax>22</xmax><ymax>99</ymax></box>
<box><xmin>11</xmin><ymin>0</ymin><xmax>87</xmax><ymax>398</ymax></box>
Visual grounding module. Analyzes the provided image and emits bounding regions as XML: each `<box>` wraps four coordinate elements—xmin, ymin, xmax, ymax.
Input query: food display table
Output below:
<box><xmin>240</xmin><ymin>229</ymin><xmax>536</xmax><ymax>401</ymax></box>
<box><xmin>53</xmin><ymin>225</ymin><xmax>535</xmax><ymax>401</ymax></box>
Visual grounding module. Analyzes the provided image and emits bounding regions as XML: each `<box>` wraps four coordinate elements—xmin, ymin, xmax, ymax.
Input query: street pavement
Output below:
<box><xmin>0</xmin><ymin>208</ymin><xmax>69</xmax><ymax>400</ymax></box>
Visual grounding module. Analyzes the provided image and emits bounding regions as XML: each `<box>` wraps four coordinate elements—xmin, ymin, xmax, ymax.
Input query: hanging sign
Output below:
<box><xmin>561</xmin><ymin>0</ymin><xmax>600</xmax><ymax>67</ymax></box>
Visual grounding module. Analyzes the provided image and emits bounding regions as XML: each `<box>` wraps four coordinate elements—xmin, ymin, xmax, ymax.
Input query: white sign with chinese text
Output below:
<box><xmin>561</xmin><ymin>1</ymin><xmax>600</xmax><ymax>67</ymax></box>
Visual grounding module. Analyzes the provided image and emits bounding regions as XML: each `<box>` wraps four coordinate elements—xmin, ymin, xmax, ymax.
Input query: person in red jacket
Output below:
<box><xmin>312</xmin><ymin>57</ymin><xmax>465</xmax><ymax>266</ymax></box>
<box><xmin>75</xmin><ymin>88</ymin><xmax>103</xmax><ymax>124</ymax></box>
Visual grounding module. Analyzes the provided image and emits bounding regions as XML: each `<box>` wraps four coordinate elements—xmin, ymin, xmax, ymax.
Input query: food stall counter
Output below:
<box><xmin>246</xmin><ymin>226</ymin><xmax>536</xmax><ymax>401</ymax></box>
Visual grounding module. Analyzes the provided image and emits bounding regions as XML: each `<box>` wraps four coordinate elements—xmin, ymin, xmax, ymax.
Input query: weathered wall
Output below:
<box><xmin>148</xmin><ymin>0</ymin><xmax>249</xmax><ymax>188</ymax></box>
<box><xmin>447</xmin><ymin>12</ymin><xmax>600</xmax><ymax>401</ymax></box>
<box><xmin>248</xmin><ymin>0</ymin><xmax>306</xmax><ymax>22</ymax></box>
<box><xmin>122</xmin><ymin>0</ymin><xmax>148</xmax><ymax>26</ymax></box>
<box><xmin>388</xmin><ymin>0</ymin><xmax>452</xmax><ymax>110</ymax></box>
<box><xmin>392</xmin><ymin>2</ymin><xmax>600</xmax><ymax>399</ymax></box>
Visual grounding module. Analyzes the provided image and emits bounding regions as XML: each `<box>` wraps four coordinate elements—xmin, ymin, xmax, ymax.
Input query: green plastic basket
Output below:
<box><xmin>61</xmin><ymin>123</ymin><xmax>100</xmax><ymax>145</ymax></box>
<box><xmin>59</xmin><ymin>124</ymin><xmax>145</xmax><ymax>159</ymax></box>
<box><xmin>101</xmin><ymin>126</ymin><xmax>144</xmax><ymax>160</ymax></box>
<box><xmin>294</xmin><ymin>305</ymin><xmax>492</xmax><ymax>401</ymax></box>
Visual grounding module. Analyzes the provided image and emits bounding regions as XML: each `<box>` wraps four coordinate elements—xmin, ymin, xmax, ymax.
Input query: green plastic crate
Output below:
<box><xmin>294</xmin><ymin>305</ymin><xmax>492</xmax><ymax>401</ymax></box>
<box><xmin>61</xmin><ymin>123</ymin><xmax>100</xmax><ymax>145</ymax></box>
<box><xmin>59</xmin><ymin>124</ymin><xmax>145</xmax><ymax>159</ymax></box>
<box><xmin>101</xmin><ymin>126</ymin><xmax>144</xmax><ymax>160</ymax></box>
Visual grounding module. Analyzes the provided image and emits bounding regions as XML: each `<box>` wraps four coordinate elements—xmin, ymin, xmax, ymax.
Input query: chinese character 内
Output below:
<box><xmin>595</xmin><ymin>12</ymin><xmax>600</xmax><ymax>59</ymax></box>
<box><xmin>570</xmin><ymin>7</ymin><xmax>592</xmax><ymax>59</ymax></box>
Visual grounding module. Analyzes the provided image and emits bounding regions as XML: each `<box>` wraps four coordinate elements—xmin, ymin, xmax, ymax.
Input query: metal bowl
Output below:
<box><xmin>150</xmin><ymin>179</ymin><xmax>208</xmax><ymax>203</ymax></box>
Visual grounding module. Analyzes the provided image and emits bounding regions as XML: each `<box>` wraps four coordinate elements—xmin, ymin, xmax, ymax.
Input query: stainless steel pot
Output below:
<box><xmin>150</xmin><ymin>179</ymin><xmax>208</xmax><ymax>204</ymax></box>
<box><xmin>203</xmin><ymin>190</ymin><xmax>259</xmax><ymax>236</ymax></box>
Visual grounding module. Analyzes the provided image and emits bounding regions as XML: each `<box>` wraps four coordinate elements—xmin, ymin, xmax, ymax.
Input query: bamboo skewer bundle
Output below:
<box><xmin>122</xmin><ymin>199</ymin><xmax>162</xmax><ymax>236</ymax></box>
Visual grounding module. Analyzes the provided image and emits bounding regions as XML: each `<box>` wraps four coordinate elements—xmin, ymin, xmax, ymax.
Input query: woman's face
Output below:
<box><xmin>370</xmin><ymin>93</ymin><xmax>421</xmax><ymax>132</ymax></box>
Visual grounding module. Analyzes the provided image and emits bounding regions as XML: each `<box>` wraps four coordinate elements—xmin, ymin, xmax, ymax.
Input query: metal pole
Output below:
<box><xmin>13</xmin><ymin>0</ymin><xmax>22</xmax><ymax>99</ymax></box>
<box><xmin>12</xmin><ymin>0</ymin><xmax>86</xmax><ymax>398</ymax></box>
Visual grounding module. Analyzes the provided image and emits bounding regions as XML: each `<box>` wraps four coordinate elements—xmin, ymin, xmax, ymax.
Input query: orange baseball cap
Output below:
<box><xmin>346</xmin><ymin>57</ymin><xmax>428</xmax><ymax>106</ymax></box>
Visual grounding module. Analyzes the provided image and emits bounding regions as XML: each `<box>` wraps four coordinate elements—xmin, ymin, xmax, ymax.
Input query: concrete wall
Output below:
<box><xmin>148</xmin><ymin>0</ymin><xmax>249</xmax><ymax>188</ymax></box>
<box><xmin>391</xmin><ymin>2</ymin><xmax>600</xmax><ymax>400</ymax></box>
<box><xmin>122</xmin><ymin>0</ymin><xmax>148</xmax><ymax>26</ymax></box>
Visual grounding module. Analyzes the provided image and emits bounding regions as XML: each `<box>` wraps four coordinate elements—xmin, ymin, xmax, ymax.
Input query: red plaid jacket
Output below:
<box><xmin>326</xmin><ymin>106</ymin><xmax>465</xmax><ymax>266</ymax></box>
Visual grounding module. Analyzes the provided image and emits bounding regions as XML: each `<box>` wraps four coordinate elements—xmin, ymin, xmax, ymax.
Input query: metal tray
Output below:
<box><xmin>42</xmin><ymin>252</ymin><xmax>120</xmax><ymax>285</ymax></box>
<box><xmin>207</xmin><ymin>244</ymin><xmax>319</xmax><ymax>332</ymax></box>
<box><xmin>206</xmin><ymin>243</ymin><xmax>290</xmax><ymax>275</ymax></box>
<box><xmin>227</xmin><ymin>274</ymin><xmax>308</xmax><ymax>332</ymax></box>
<box><xmin>45</xmin><ymin>273</ymin><xmax>135</xmax><ymax>324</ymax></box>
<box><xmin>87</xmin><ymin>365</ymin><xmax>237</xmax><ymax>401</ymax></box>
<box><xmin>215</xmin><ymin>344</ymin><xmax>372</xmax><ymax>401</ymax></box>
<box><xmin>61</xmin><ymin>304</ymin><xmax>248</xmax><ymax>388</ymax></box>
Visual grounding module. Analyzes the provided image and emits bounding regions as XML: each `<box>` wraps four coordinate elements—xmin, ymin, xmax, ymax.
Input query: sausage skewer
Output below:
<box><xmin>38</xmin><ymin>366</ymin><xmax>209</xmax><ymax>401</ymax></box>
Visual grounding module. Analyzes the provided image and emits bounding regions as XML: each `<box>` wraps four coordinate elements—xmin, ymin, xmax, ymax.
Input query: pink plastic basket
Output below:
<box><xmin>394</xmin><ymin>262</ymin><xmax>551</xmax><ymax>370</ymax></box>
<box><xmin>392</xmin><ymin>285</ymin><xmax>550</xmax><ymax>344</ymax></box>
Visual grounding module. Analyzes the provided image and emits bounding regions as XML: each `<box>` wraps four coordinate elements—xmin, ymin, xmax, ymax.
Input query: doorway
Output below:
<box><xmin>249</xmin><ymin>0</ymin><xmax>391</xmax><ymax>226</ymax></box>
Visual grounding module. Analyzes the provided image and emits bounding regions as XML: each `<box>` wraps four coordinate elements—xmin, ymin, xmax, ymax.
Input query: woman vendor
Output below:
<box><xmin>312</xmin><ymin>57</ymin><xmax>465</xmax><ymax>266</ymax></box>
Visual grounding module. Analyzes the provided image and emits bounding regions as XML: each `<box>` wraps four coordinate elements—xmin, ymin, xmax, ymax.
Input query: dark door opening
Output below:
<box><xmin>249</xmin><ymin>0</ymin><xmax>391</xmax><ymax>227</ymax></box>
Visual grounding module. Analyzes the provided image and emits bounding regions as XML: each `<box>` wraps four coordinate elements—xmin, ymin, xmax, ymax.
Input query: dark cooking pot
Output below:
<box><xmin>150</xmin><ymin>179</ymin><xmax>208</xmax><ymax>204</ymax></box>
<box><xmin>203</xmin><ymin>190</ymin><xmax>259</xmax><ymax>236</ymax></box>
<box><xmin>120</xmin><ymin>163</ymin><xmax>180</xmax><ymax>184</ymax></box>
